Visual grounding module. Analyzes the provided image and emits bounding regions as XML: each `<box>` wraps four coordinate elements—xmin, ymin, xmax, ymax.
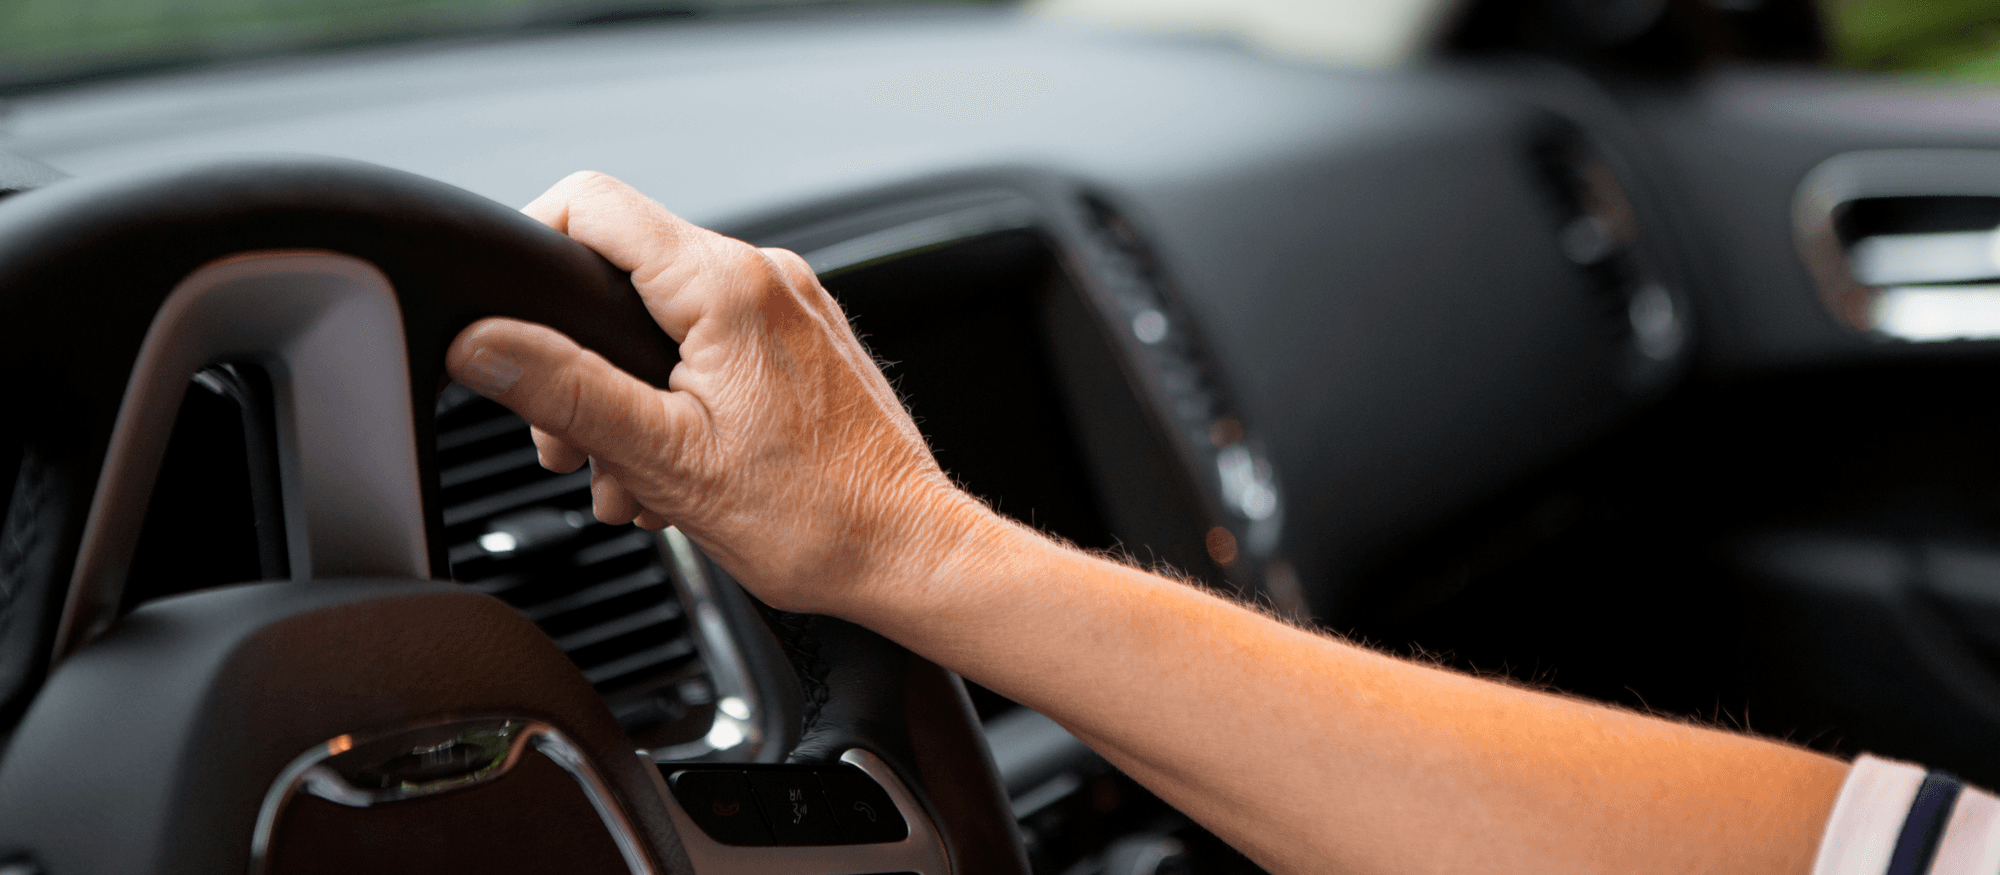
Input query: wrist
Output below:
<box><xmin>826</xmin><ymin>476</ymin><xmax>1046</xmax><ymax>626</ymax></box>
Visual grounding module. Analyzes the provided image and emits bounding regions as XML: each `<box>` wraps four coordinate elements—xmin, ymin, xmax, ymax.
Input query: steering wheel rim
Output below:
<box><xmin>0</xmin><ymin>154</ymin><xmax>1026</xmax><ymax>875</ymax></box>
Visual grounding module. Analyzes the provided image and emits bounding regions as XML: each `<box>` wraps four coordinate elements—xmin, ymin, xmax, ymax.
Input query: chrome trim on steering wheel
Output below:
<box><xmin>55</xmin><ymin>250</ymin><xmax>429</xmax><ymax>660</ymax></box>
<box><xmin>252</xmin><ymin>717</ymin><xmax>658</xmax><ymax>875</ymax></box>
<box><xmin>652</xmin><ymin>526</ymin><xmax>772</xmax><ymax>762</ymax></box>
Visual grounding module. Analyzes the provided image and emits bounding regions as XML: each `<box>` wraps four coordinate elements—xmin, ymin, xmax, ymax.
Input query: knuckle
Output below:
<box><xmin>758</xmin><ymin>247</ymin><xmax>845</xmax><ymax>322</ymax></box>
<box><xmin>551</xmin><ymin>353</ymin><xmax>591</xmax><ymax>439</ymax></box>
<box><xmin>563</xmin><ymin>169</ymin><xmax>614</xmax><ymax>192</ymax></box>
<box><xmin>552</xmin><ymin>170</ymin><xmax>626</xmax><ymax>212</ymax></box>
<box><xmin>760</xmin><ymin>247</ymin><xmax>816</xmax><ymax>285</ymax></box>
<box><xmin>730</xmin><ymin>241</ymin><xmax>780</xmax><ymax>281</ymax></box>
<box><xmin>706</xmin><ymin>240</ymin><xmax>785</xmax><ymax>309</ymax></box>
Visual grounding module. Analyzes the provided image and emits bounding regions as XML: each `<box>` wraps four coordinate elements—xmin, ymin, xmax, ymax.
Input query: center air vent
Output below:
<box><xmin>435</xmin><ymin>385</ymin><xmax>717</xmax><ymax>753</ymax></box>
<box><xmin>1073</xmin><ymin>196</ymin><xmax>1292</xmax><ymax>606</ymax></box>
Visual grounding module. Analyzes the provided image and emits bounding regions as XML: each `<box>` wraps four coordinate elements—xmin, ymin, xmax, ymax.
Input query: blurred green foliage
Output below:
<box><xmin>0</xmin><ymin>0</ymin><xmax>978</xmax><ymax>87</ymax></box>
<box><xmin>9</xmin><ymin>0</ymin><xmax>2000</xmax><ymax>88</ymax></box>
<box><xmin>1823</xmin><ymin>0</ymin><xmax>2000</xmax><ymax>80</ymax></box>
<box><xmin>0</xmin><ymin>0</ymin><xmax>535</xmax><ymax>83</ymax></box>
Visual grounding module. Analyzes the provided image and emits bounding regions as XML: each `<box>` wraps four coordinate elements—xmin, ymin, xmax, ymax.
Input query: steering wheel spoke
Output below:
<box><xmin>62</xmin><ymin>251</ymin><xmax>428</xmax><ymax>661</ymax></box>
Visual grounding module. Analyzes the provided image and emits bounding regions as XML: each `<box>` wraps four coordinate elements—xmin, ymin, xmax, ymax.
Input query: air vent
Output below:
<box><xmin>435</xmin><ymin>384</ymin><xmax>716</xmax><ymax>750</ymax></box>
<box><xmin>1796</xmin><ymin>150</ymin><xmax>2000</xmax><ymax>343</ymax></box>
<box><xmin>1530</xmin><ymin>125</ymin><xmax>1688</xmax><ymax>388</ymax></box>
<box><xmin>1074</xmin><ymin>195</ymin><xmax>1296</xmax><ymax>614</ymax></box>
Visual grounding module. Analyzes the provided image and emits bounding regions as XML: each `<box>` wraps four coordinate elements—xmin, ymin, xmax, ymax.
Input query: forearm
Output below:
<box><xmin>453</xmin><ymin>175</ymin><xmax>1853</xmax><ymax>875</ymax></box>
<box><xmin>839</xmin><ymin>510</ymin><xmax>1851</xmax><ymax>875</ymax></box>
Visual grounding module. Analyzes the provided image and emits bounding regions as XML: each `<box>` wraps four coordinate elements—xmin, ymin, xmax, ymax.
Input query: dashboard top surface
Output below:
<box><xmin>0</xmin><ymin>9</ymin><xmax>1471</xmax><ymax>229</ymax></box>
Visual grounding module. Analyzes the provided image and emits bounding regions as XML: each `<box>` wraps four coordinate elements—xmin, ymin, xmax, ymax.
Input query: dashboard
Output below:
<box><xmin>13</xmin><ymin>4</ymin><xmax>2000</xmax><ymax>873</ymax></box>
<box><xmin>1</xmin><ymin>8</ymin><xmax>1680</xmax><ymax>615</ymax></box>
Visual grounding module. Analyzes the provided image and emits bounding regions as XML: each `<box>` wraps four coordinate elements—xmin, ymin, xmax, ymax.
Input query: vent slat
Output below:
<box><xmin>582</xmin><ymin>638</ymin><xmax>699</xmax><ymax>686</ymax></box>
<box><xmin>573</xmin><ymin>530</ymin><xmax>656</xmax><ymax>566</ymax></box>
<box><xmin>464</xmin><ymin>571</ymin><xmax>529</xmax><ymax>596</ymax></box>
<box><xmin>438</xmin><ymin>413</ymin><xmax>534</xmax><ymax>451</ymax></box>
<box><xmin>448</xmin><ymin>541</ymin><xmax>488</xmax><ymax>566</ymax></box>
<box><xmin>554</xmin><ymin>602</ymin><xmax>686</xmax><ymax>652</ymax></box>
<box><xmin>441</xmin><ymin>446</ymin><xmax>543</xmax><ymax>489</ymax></box>
<box><xmin>523</xmin><ymin>565</ymin><xmax>671</xmax><ymax>623</ymax></box>
<box><xmin>442</xmin><ymin>468</ymin><xmax>591</xmax><ymax>527</ymax></box>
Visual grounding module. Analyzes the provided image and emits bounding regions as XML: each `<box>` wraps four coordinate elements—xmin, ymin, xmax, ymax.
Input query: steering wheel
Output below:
<box><xmin>0</xmin><ymin>154</ymin><xmax>1027</xmax><ymax>875</ymax></box>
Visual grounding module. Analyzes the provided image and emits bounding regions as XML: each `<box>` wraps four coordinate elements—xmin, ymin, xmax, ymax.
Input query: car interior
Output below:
<box><xmin>4</xmin><ymin>0</ymin><xmax>2000</xmax><ymax>872</ymax></box>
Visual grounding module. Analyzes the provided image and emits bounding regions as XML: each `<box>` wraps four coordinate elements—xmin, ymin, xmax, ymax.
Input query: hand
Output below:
<box><xmin>446</xmin><ymin>171</ymin><xmax>989</xmax><ymax>615</ymax></box>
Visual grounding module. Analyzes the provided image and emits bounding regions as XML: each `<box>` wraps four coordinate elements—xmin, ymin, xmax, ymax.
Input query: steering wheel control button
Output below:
<box><xmin>816</xmin><ymin>766</ymin><xmax>908</xmax><ymax>843</ymax></box>
<box><xmin>669</xmin><ymin>769</ymin><xmax>775</xmax><ymax>846</ymax></box>
<box><xmin>746</xmin><ymin>770</ymin><xmax>844</xmax><ymax>846</ymax></box>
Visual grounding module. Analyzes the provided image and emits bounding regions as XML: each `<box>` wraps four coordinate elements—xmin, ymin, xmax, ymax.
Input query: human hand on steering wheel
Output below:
<box><xmin>448</xmin><ymin>171</ymin><xmax>996</xmax><ymax>619</ymax></box>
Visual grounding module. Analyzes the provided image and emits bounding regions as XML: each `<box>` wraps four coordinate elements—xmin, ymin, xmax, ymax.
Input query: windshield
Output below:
<box><xmin>0</xmin><ymin>0</ymin><xmax>1003</xmax><ymax>91</ymax></box>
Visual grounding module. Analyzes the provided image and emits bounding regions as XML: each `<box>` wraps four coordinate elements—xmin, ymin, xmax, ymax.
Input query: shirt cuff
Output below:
<box><xmin>1813</xmin><ymin>754</ymin><xmax>2000</xmax><ymax>875</ymax></box>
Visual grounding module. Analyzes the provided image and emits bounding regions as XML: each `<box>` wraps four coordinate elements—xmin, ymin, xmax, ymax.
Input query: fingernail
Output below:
<box><xmin>461</xmin><ymin>347</ymin><xmax>522</xmax><ymax>396</ymax></box>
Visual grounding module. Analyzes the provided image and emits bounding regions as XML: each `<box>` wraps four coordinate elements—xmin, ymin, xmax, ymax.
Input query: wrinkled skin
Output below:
<box><xmin>447</xmin><ymin>171</ymin><xmax>988</xmax><ymax>616</ymax></box>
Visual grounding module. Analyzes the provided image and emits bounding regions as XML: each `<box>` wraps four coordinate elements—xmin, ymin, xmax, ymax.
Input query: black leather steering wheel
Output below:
<box><xmin>0</xmin><ymin>154</ymin><xmax>1026</xmax><ymax>875</ymax></box>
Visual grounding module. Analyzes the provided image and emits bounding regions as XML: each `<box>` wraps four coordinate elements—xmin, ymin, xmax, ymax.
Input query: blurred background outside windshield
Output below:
<box><xmin>0</xmin><ymin>0</ymin><xmax>1000</xmax><ymax>89</ymax></box>
<box><xmin>1</xmin><ymin>0</ymin><xmax>1998</xmax><ymax>92</ymax></box>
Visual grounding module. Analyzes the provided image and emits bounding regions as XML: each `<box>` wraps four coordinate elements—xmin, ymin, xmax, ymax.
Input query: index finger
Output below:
<box><xmin>446</xmin><ymin>316</ymin><xmax>697</xmax><ymax>468</ymax></box>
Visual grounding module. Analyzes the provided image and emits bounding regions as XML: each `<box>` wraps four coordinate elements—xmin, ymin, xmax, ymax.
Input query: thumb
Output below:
<box><xmin>446</xmin><ymin>317</ymin><xmax>694</xmax><ymax>470</ymax></box>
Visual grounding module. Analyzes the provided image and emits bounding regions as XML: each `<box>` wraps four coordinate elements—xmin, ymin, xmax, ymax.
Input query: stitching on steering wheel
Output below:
<box><xmin>757</xmin><ymin>602</ymin><xmax>831</xmax><ymax>737</ymax></box>
<box><xmin>0</xmin><ymin>453</ymin><xmax>46</xmax><ymax>612</ymax></box>
<box><xmin>0</xmin><ymin>451</ymin><xmax>54</xmax><ymax>660</ymax></box>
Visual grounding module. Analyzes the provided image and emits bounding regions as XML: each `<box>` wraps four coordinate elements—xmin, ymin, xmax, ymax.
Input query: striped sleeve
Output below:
<box><xmin>1813</xmin><ymin>755</ymin><xmax>2000</xmax><ymax>875</ymax></box>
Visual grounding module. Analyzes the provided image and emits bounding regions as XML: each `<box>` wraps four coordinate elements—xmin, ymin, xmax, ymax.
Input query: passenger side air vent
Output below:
<box><xmin>1796</xmin><ymin>150</ymin><xmax>2000</xmax><ymax>343</ymax></box>
<box><xmin>1531</xmin><ymin>125</ymin><xmax>1689</xmax><ymax>390</ymax></box>
<box><xmin>435</xmin><ymin>384</ymin><xmax>717</xmax><ymax>752</ymax></box>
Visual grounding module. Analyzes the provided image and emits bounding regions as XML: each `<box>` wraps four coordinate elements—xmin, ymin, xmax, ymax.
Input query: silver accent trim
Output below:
<box><xmin>57</xmin><ymin>251</ymin><xmax>428</xmax><ymax>660</ymax></box>
<box><xmin>1849</xmin><ymin>228</ymin><xmax>2000</xmax><ymax>287</ymax></box>
<box><xmin>252</xmin><ymin>718</ymin><xmax>657</xmax><ymax>875</ymax></box>
<box><xmin>651</xmin><ymin>527</ymin><xmax>769</xmax><ymax>762</ymax></box>
<box><xmin>799</xmin><ymin>200</ymin><xmax>1038</xmax><ymax>276</ymax></box>
<box><xmin>1795</xmin><ymin>149</ymin><xmax>2000</xmax><ymax>334</ymax></box>
<box><xmin>1075</xmin><ymin>218</ymin><xmax>1288</xmax><ymax>574</ymax></box>
<box><xmin>650</xmin><ymin>748</ymin><xmax>952</xmax><ymax>875</ymax></box>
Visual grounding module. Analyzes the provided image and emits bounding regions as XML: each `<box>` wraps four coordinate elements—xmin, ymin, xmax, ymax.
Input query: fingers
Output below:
<box><xmin>531</xmin><ymin>426</ymin><xmax>586</xmax><ymax>473</ymax></box>
<box><xmin>523</xmin><ymin>172</ymin><xmax>685</xmax><ymax>276</ymax></box>
<box><xmin>535</xmin><ymin>427</ymin><xmax>650</xmax><ymax>526</ymax></box>
<box><xmin>591</xmin><ymin>462</ymin><xmax>641</xmax><ymax>525</ymax></box>
<box><xmin>522</xmin><ymin>171</ymin><xmax>688</xmax><ymax>298</ymax></box>
<box><xmin>447</xmin><ymin>317</ymin><xmax>699</xmax><ymax>469</ymax></box>
<box><xmin>633</xmin><ymin>509</ymin><xmax>669</xmax><ymax>531</ymax></box>
<box><xmin>534</xmin><ymin>429</ymin><xmax>648</xmax><ymax>525</ymax></box>
<box><xmin>521</xmin><ymin>171</ymin><xmax>763</xmax><ymax>344</ymax></box>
